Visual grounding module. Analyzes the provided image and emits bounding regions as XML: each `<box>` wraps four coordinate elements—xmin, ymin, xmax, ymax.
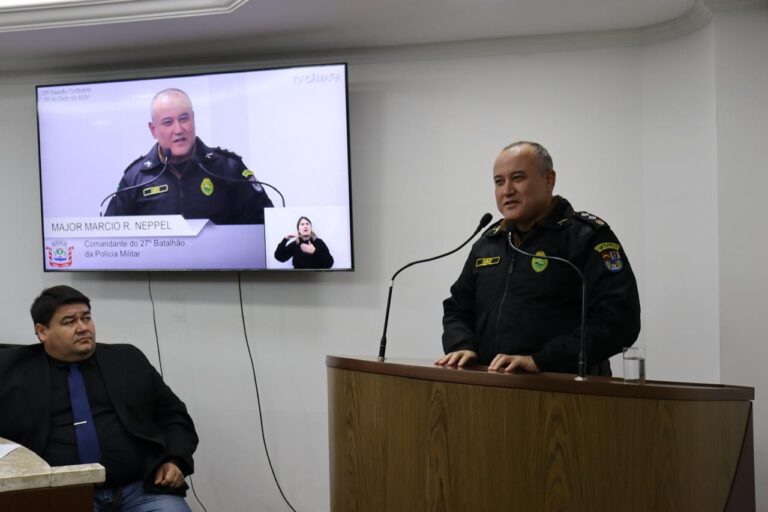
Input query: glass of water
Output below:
<box><xmin>623</xmin><ymin>346</ymin><xmax>646</xmax><ymax>383</ymax></box>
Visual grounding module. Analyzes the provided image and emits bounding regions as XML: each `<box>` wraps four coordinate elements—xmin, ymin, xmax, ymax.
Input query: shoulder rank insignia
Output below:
<box><xmin>475</xmin><ymin>256</ymin><xmax>500</xmax><ymax>268</ymax></box>
<box><xmin>484</xmin><ymin>220</ymin><xmax>504</xmax><ymax>237</ymax></box>
<box><xmin>576</xmin><ymin>211</ymin><xmax>607</xmax><ymax>228</ymax></box>
<box><xmin>594</xmin><ymin>242</ymin><xmax>623</xmax><ymax>272</ymax></box>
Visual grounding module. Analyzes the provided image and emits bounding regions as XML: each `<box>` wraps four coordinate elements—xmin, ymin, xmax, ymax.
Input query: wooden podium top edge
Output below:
<box><xmin>326</xmin><ymin>355</ymin><xmax>755</xmax><ymax>402</ymax></box>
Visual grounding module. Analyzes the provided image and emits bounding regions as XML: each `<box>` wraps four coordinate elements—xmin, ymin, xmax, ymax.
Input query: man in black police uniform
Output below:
<box><xmin>436</xmin><ymin>141</ymin><xmax>640</xmax><ymax>375</ymax></box>
<box><xmin>0</xmin><ymin>285</ymin><xmax>198</xmax><ymax>511</ymax></box>
<box><xmin>105</xmin><ymin>88</ymin><xmax>273</xmax><ymax>224</ymax></box>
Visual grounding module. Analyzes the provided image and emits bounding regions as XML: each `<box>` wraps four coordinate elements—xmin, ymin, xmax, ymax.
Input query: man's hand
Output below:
<box><xmin>488</xmin><ymin>354</ymin><xmax>539</xmax><ymax>373</ymax></box>
<box><xmin>154</xmin><ymin>461</ymin><xmax>185</xmax><ymax>488</ymax></box>
<box><xmin>300</xmin><ymin>241</ymin><xmax>316</xmax><ymax>254</ymax></box>
<box><xmin>435</xmin><ymin>350</ymin><xmax>478</xmax><ymax>368</ymax></box>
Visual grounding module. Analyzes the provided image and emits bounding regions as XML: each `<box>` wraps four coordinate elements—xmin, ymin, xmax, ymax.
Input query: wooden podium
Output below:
<box><xmin>327</xmin><ymin>356</ymin><xmax>755</xmax><ymax>512</ymax></box>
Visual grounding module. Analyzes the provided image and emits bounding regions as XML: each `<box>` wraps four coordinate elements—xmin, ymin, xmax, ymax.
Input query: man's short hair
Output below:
<box><xmin>30</xmin><ymin>285</ymin><xmax>91</xmax><ymax>327</ymax></box>
<box><xmin>502</xmin><ymin>141</ymin><xmax>554</xmax><ymax>174</ymax></box>
<box><xmin>150</xmin><ymin>88</ymin><xmax>193</xmax><ymax>117</ymax></box>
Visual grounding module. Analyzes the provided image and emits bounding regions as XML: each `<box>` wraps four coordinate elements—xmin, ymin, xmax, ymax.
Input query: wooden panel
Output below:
<box><xmin>329</xmin><ymin>367</ymin><xmax>751</xmax><ymax>512</ymax></box>
<box><xmin>0</xmin><ymin>484</ymin><xmax>93</xmax><ymax>511</ymax></box>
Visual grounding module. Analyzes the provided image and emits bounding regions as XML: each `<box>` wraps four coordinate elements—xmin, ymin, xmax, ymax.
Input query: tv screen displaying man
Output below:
<box><xmin>105</xmin><ymin>88</ymin><xmax>273</xmax><ymax>224</ymax></box>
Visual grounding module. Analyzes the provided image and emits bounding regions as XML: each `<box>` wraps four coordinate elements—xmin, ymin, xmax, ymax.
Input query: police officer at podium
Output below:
<box><xmin>437</xmin><ymin>141</ymin><xmax>640</xmax><ymax>375</ymax></box>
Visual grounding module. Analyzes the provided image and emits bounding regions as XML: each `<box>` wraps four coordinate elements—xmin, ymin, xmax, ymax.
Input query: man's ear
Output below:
<box><xmin>545</xmin><ymin>169</ymin><xmax>556</xmax><ymax>193</ymax></box>
<box><xmin>35</xmin><ymin>323</ymin><xmax>48</xmax><ymax>343</ymax></box>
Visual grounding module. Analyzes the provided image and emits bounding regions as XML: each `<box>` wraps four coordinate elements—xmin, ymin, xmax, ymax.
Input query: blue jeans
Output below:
<box><xmin>93</xmin><ymin>481</ymin><xmax>191</xmax><ymax>512</ymax></box>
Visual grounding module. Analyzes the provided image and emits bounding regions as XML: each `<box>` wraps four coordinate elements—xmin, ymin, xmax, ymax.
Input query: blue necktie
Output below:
<box><xmin>68</xmin><ymin>364</ymin><xmax>101</xmax><ymax>463</ymax></box>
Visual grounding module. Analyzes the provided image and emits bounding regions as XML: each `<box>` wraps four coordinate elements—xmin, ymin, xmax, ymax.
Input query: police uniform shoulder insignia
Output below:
<box><xmin>484</xmin><ymin>219</ymin><xmax>504</xmax><ymax>237</ymax></box>
<box><xmin>594</xmin><ymin>242</ymin><xmax>623</xmax><ymax>272</ymax></box>
<box><xmin>574</xmin><ymin>211</ymin><xmax>608</xmax><ymax>228</ymax></box>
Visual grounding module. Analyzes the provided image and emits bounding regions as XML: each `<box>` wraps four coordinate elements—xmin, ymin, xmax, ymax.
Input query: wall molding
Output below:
<box><xmin>3</xmin><ymin>0</ymin><xmax>760</xmax><ymax>79</ymax></box>
<box><xmin>0</xmin><ymin>0</ymin><xmax>246</xmax><ymax>32</ymax></box>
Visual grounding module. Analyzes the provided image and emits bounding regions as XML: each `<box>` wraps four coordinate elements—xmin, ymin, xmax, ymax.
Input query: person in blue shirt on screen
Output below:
<box><xmin>104</xmin><ymin>88</ymin><xmax>273</xmax><ymax>224</ymax></box>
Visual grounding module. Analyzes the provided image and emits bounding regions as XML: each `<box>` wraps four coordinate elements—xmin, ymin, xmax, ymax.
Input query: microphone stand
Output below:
<box><xmin>505</xmin><ymin>233</ymin><xmax>588</xmax><ymax>381</ymax></box>
<box><xmin>378</xmin><ymin>214</ymin><xmax>493</xmax><ymax>362</ymax></box>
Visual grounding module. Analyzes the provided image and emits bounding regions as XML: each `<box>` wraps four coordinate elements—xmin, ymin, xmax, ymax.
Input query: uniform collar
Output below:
<box><xmin>195</xmin><ymin>138</ymin><xmax>220</xmax><ymax>164</ymax></box>
<box><xmin>486</xmin><ymin>196</ymin><xmax>574</xmax><ymax>239</ymax></box>
<box><xmin>137</xmin><ymin>145</ymin><xmax>164</xmax><ymax>173</ymax></box>
<box><xmin>138</xmin><ymin>137</ymin><xmax>216</xmax><ymax>173</ymax></box>
<box><xmin>539</xmin><ymin>195</ymin><xmax>574</xmax><ymax>230</ymax></box>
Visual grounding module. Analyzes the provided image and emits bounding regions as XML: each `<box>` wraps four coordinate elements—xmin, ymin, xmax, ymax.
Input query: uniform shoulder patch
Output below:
<box><xmin>594</xmin><ymin>242</ymin><xmax>623</xmax><ymax>272</ymax></box>
<box><xmin>574</xmin><ymin>211</ymin><xmax>609</xmax><ymax>229</ymax></box>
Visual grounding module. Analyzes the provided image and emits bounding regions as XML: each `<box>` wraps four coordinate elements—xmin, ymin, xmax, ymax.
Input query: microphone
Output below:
<box><xmin>196</xmin><ymin>159</ymin><xmax>286</xmax><ymax>207</ymax></box>
<box><xmin>377</xmin><ymin>213</ymin><xmax>493</xmax><ymax>362</ymax></box>
<box><xmin>99</xmin><ymin>147</ymin><xmax>172</xmax><ymax>216</ymax></box>
<box><xmin>504</xmin><ymin>229</ymin><xmax>588</xmax><ymax>381</ymax></box>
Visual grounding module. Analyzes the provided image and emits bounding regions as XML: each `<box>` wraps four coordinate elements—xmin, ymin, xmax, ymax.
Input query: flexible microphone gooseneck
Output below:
<box><xmin>377</xmin><ymin>213</ymin><xmax>493</xmax><ymax>362</ymax></box>
<box><xmin>505</xmin><ymin>232</ymin><xmax>588</xmax><ymax>381</ymax></box>
<box><xmin>196</xmin><ymin>159</ymin><xmax>286</xmax><ymax>207</ymax></box>
<box><xmin>99</xmin><ymin>148</ymin><xmax>173</xmax><ymax>216</ymax></box>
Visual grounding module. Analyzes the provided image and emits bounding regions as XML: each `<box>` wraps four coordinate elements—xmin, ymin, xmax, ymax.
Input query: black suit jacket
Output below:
<box><xmin>0</xmin><ymin>343</ymin><xmax>198</xmax><ymax>494</ymax></box>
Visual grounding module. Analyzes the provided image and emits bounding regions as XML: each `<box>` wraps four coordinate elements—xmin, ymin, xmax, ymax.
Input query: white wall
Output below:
<box><xmin>640</xmin><ymin>23</ymin><xmax>720</xmax><ymax>382</ymax></box>
<box><xmin>0</xmin><ymin>5</ymin><xmax>763</xmax><ymax>509</ymax></box>
<box><xmin>713</xmin><ymin>5</ymin><xmax>768</xmax><ymax>510</ymax></box>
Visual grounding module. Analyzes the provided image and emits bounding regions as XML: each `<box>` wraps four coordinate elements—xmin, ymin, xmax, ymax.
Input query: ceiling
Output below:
<box><xmin>0</xmin><ymin>0</ymin><xmax>742</xmax><ymax>75</ymax></box>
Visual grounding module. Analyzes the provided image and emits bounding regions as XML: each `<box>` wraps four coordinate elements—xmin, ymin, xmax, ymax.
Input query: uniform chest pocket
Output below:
<box><xmin>473</xmin><ymin>257</ymin><xmax>507</xmax><ymax>302</ymax></box>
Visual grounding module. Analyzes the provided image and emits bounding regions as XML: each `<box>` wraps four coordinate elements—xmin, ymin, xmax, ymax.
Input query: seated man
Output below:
<box><xmin>0</xmin><ymin>285</ymin><xmax>198</xmax><ymax>511</ymax></box>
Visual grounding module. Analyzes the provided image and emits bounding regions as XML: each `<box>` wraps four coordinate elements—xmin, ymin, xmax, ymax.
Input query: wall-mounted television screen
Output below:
<box><xmin>36</xmin><ymin>63</ymin><xmax>352</xmax><ymax>271</ymax></box>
